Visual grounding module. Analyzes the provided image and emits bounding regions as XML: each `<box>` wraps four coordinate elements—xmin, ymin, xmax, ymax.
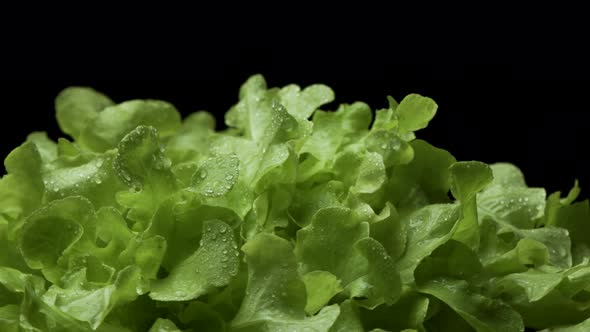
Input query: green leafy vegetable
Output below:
<box><xmin>1</xmin><ymin>74</ymin><xmax>589</xmax><ymax>331</ymax></box>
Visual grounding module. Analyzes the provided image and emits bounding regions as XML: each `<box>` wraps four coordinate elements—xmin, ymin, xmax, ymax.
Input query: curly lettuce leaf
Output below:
<box><xmin>231</xmin><ymin>233</ymin><xmax>340</xmax><ymax>332</ymax></box>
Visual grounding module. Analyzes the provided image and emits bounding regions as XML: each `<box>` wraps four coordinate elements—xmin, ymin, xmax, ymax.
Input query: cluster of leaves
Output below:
<box><xmin>1</xmin><ymin>75</ymin><xmax>590</xmax><ymax>331</ymax></box>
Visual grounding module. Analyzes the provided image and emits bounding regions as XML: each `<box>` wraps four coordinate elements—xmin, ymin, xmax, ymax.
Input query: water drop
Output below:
<box><xmin>174</xmin><ymin>290</ymin><xmax>186</xmax><ymax>297</ymax></box>
<box><xmin>205</xmin><ymin>188</ymin><xmax>214</xmax><ymax>195</ymax></box>
<box><xmin>222</xmin><ymin>249</ymin><xmax>228</xmax><ymax>254</ymax></box>
<box><xmin>380</xmin><ymin>143</ymin><xmax>388</xmax><ymax>149</ymax></box>
<box><xmin>219</xmin><ymin>226</ymin><xmax>227</xmax><ymax>234</ymax></box>
<box><xmin>221</xmin><ymin>237</ymin><xmax>227</xmax><ymax>242</ymax></box>
<box><xmin>199</xmin><ymin>169</ymin><xmax>208</xmax><ymax>179</ymax></box>
<box><xmin>157</xmin><ymin>158</ymin><xmax>172</xmax><ymax>169</ymax></box>
<box><xmin>96</xmin><ymin>159</ymin><xmax>104</xmax><ymax>167</ymax></box>
<box><xmin>94</xmin><ymin>178</ymin><xmax>102</xmax><ymax>184</ymax></box>
<box><xmin>221</xmin><ymin>256</ymin><xmax>228</xmax><ymax>262</ymax></box>
<box><xmin>225</xmin><ymin>174</ymin><xmax>234</xmax><ymax>181</ymax></box>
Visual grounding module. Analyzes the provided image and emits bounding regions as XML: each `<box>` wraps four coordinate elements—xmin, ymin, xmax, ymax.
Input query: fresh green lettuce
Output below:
<box><xmin>1</xmin><ymin>75</ymin><xmax>589</xmax><ymax>331</ymax></box>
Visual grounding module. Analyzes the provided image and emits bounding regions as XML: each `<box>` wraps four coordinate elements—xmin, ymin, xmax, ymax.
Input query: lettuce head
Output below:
<box><xmin>1</xmin><ymin>75</ymin><xmax>590</xmax><ymax>331</ymax></box>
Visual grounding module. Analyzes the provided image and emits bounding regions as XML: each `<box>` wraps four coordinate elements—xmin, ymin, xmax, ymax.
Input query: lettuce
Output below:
<box><xmin>1</xmin><ymin>75</ymin><xmax>589</xmax><ymax>331</ymax></box>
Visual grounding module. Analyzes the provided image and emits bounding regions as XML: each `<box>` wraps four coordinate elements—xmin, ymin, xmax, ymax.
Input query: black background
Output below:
<box><xmin>1</xmin><ymin>25</ymin><xmax>589</xmax><ymax>200</ymax></box>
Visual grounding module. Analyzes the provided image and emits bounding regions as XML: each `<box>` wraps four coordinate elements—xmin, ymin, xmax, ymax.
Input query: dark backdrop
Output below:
<box><xmin>1</xmin><ymin>49</ymin><xmax>588</xmax><ymax>199</ymax></box>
